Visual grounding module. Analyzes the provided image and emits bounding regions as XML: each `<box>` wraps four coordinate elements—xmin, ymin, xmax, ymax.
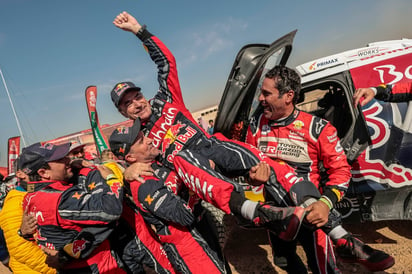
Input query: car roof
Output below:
<box><xmin>296</xmin><ymin>38</ymin><xmax>412</xmax><ymax>84</ymax></box>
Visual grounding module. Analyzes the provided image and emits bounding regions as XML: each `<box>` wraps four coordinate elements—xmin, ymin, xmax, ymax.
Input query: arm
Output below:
<box><xmin>353</xmin><ymin>82</ymin><xmax>412</xmax><ymax>106</ymax></box>
<box><xmin>48</xmin><ymin>167</ymin><xmax>123</xmax><ymax>263</ymax></box>
<box><xmin>58</xmin><ymin>167</ymin><xmax>124</xmax><ymax>225</ymax></box>
<box><xmin>113</xmin><ymin>11</ymin><xmax>184</xmax><ymax>105</ymax></box>
<box><xmin>133</xmin><ymin>177</ymin><xmax>194</xmax><ymax>226</ymax></box>
<box><xmin>19</xmin><ymin>208</ymin><xmax>36</xmax><ymax>240</ymax></box>
<box><xmin>353</xmin><ymin>87</ymin><xmax>376</xmax><ymax>107</ymax></box>
<box><xmin>375</xmin><ymin>82</ymin><xmax>412</xmax><ymax>102</ymax></box>
<box><xmin>317</xmin><ymin>123</ymin><xmax>351</xmax><ymax>207</ymax></box>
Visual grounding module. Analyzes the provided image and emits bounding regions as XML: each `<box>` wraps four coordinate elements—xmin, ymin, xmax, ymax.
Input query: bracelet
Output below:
<box><xmin>319</xmin><ymin>196</ymin><xmax>333</xmax><ymax>210</ymax></box>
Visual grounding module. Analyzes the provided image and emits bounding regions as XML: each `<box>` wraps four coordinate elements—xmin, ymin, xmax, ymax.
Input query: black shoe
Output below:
<box><xmin>252</xmin><ymin>202</ymin><xmax>306</xmax><ymax>241</ymax></box>
<box><xmin>335</xmin><ymin>234</ymin><xmax>395</xmax><ymax>272</ymax></box>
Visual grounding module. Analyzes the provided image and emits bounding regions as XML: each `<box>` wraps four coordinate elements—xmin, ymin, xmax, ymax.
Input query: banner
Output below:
<box><xmin>8</xmin><ymin>136</ymin><xmax>20</xmax><ymax>174</ymax></box>
<box><xmin>85</xmin><ymin>86</ymin><xmax>109</xmax><ymax>157</ymax></box>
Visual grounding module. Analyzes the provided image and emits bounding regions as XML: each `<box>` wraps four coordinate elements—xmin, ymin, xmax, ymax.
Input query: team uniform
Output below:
<box><xmin>128</xmin><ymin>162</ymin><xmax>226</xmax><ymax>273</ymax></box>
<box><xmin>128</xmin><ymin>26</ymin><xmax>306</xmax><ymax>219</ymax></box>
<box><xmin>22</xmin><ymin>167</ymin><xmax>127</xmax><ymax>273</ymax></box>
<box><xmin>102</xmin><ymin>161</ymin><xmax>178</xmax><ymax>274</ymax></box>
<box><xmin>246</xmin><ymin>109</ymin><xmax>351</xmax><ymax>274</ymax></box>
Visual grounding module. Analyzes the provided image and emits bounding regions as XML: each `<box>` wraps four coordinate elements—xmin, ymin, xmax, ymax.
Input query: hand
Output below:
<box><xmin>42</xmin><ymin>247</ymin><xmax>63</xmax><ymax>269</ymax></box>
<box><xmin>209</xmin><ymin>159</ymin><xmax>216</xmax><ymax>170</ymax></box>
<box><xmin>248</xmin><ymin>162</ymin><xmax>270</xmax><ymax>186</ymax></box>
<box><xmin>20</xmin><ymin>208</ymin><xmax>37</xmax><ymax>235</ymax></box>
<box><xmin>353</xmin><ymin>87</ymin><xmax>375</xmax><ymax>107</ymax></box>
<box><xmin>95</xmin><ymin>165</ymin><xmax>114</xmax><ymax>180</ymax></box>
<box><xmin>124</xmin><ymin>162</ymin><xmax>154</xmax><ymax>183</ymax></box>
<box><xmin>113</xmin><ymin>11</ymin><xmax>142</xmax><ymax>34</ymax></box>
<box><xmin>304</xmin><ymin>200</ymin><xmax>330</xmax><ymax>228</ymax></box>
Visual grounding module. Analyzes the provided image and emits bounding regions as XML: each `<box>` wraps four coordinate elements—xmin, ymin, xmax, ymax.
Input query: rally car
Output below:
<box><xmin>214</xmin><ymin>30</ymin><xmax>412</xmax><ymax>223</ymax></box>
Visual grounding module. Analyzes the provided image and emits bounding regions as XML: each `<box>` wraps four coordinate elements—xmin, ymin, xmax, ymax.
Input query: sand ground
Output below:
<box><xmin>1</xmin><ymin>220</ymin><xmax>410</xmax><ymax>274</ymax></box>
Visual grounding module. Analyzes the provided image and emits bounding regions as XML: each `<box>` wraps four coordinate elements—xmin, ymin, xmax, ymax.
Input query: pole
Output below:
<box><xmin>0</xmin><ymin>66</ymin><xmax>26</xmax><ymax>147</ymax></box>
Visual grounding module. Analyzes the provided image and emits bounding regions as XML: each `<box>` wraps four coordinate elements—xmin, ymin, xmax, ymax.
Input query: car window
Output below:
<box><xmin>248</xmin><ymin>48</ymin><xmax>287</xmax><ymax>121</ymax></box>
<box><xmin>298</xmin><ymin>82</ymin><xmax>353</xmax><ymax>138</ymax></box>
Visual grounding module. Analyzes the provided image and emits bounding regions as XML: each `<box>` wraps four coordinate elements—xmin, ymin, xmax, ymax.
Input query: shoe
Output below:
<box><xmin>252</xmin><ymin>202</ymin><xmax>306</xmax><ymax>241</ymax></box>
<box><xmin>335</xmin><ymin>234</ymin><xmax>395</xmax><ymax>272</ymax></box>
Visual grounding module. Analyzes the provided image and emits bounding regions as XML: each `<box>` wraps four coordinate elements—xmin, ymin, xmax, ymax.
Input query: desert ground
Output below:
<box><xmin>1</xmin><ymin>220</ymin><xmax>411</xmax><ymax>274</ymax></box>
<box><xmin>224</xmin><ymin>219</ymin><xmax>412</xmax><ymax>274</ymax></box>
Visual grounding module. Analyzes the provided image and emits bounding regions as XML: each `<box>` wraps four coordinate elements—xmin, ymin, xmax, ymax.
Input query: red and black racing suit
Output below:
<box><xmin>127</xmin><ymin>162</ymin><xmax>226</xmax><ymax>273</ymax></box>
<box><xmin>246</xmin><ymin>109</ymin><xmax>352</xmax><ymax>274</ymax></box>
<box><xmin>22</xmin><ymin>167</ymin><xmax>126</xmax><ymax>273</ymax></box>
<box><xmin>135</xmin><ymin>26</ymin><xmax>304</xmax><ymax>217</ymax></box>
<box><xmin>375</xmin><ymin>81</ymin><xmax>412</xmax><ymax>102</ymax></box>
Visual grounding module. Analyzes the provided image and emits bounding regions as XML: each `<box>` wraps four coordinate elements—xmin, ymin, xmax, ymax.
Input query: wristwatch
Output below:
<box><xmin>17</xmin><ymin>228</ymin><xmax>34</xmax><ymax>241</ymax></box>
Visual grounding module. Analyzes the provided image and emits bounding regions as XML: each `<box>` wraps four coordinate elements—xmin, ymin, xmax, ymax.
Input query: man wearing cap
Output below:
<box><xmin>109</xmin><ymin>118</ymin><xmax>227</xmax><ymax>273</ymax></box>
<box><xmin>111</xmin><ymin>11</ymin><xmax>307</xmax><ymax>241</ymax></box>
<box><xmin>18</xmin><ymin>142</ymin><xmax>129</xmax><ymax>273</ymax></box>
<box><xmin>68</xmin><ymin>142</ymin><xmax>87</xmax><ymax>160</ymax></box>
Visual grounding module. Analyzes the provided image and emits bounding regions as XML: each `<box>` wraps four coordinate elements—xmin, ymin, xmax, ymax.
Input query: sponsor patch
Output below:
<box><xmin>293</xmin><ymin>120</ymin><xmax>304</xmax><ymax>130</ymax></box>
<box><xmin>154</xmin><ymin>194</ymin><xmax>167</xmax><ymax>212</ymax></box>
<box><xmin>72</xmin><ymin>192</ymin><xmax>82</xmax><ymax>200</ymax></box>
<box><xmin>327</xmin><ymin>132</ymin><xmax>338</xmax><ymax>143</ymax></box>
<box><xmin>64</xmin><ymin>239</ymin><xmax>88</xmax><ymax>259</ymax></box>
<box><xmin>145</xmin><ymin>194</ymin><xmax>154</xmax><ymax>205</ymax></box>
<box><xmin>335</xmin><ymin>142</ymin><xmax>343</xmax><ymax>153</ymax></box>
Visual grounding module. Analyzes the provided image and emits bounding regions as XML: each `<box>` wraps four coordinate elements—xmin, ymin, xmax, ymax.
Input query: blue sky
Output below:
<box><xmin>0</xmin><ymin>0</ymin><xmax>411</xmax><ymax>167</ymax></box>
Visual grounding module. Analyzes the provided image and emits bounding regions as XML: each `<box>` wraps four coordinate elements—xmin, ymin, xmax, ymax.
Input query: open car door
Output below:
<box><xmin>214</xmin><ymin>30</ymin><xmax>297</xmax><ymax>139</ymax></box>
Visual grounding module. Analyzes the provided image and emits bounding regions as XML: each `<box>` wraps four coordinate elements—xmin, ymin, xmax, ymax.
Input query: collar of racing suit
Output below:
<box><xmin>24</xmin><ymin>180</ymin><xmax>71</xmax><ymax>193</ymax></box>
<box><xmin>268</xmin><ymin>108</ymin><xmax>300</xmax><ymax>127</ymax></box>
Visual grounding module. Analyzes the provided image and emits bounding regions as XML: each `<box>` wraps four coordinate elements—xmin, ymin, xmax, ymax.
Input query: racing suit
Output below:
<box><xmin>135</xmin><ymin>26</ymin><xmax>304</xmax><ymax>218</ymax></box>
<box><xmin>22</xmin><ymin>167</ymin><xmax>127</xmax><ymax>273</ymax></box>
<box><xmin>375</xmin><ymin>81</ymin><xmax>412</xmax><ymax>102</ymax></box>
<box><xmin>246</xmin><ymin>109</ymin><xmax>351</xmax><ymax>274</ymax></box>
<box><xmin>102</xmin><ymin>160</ymin><xmax>177</xmax><ymax>274</ymax></box>
<box><xmin>128</xmin><ymin>161</ymin><xmax>226</xmax><ymax>273</ymax></box>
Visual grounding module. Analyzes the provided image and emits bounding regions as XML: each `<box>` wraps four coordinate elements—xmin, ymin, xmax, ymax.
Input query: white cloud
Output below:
<box><xmin>179</xmin><ymin>17</ymin><xmax>249</xmax><ymax>66</ymax></box>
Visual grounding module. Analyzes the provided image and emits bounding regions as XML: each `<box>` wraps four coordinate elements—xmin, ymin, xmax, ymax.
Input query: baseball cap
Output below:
<box><xmin>109</xmin><ymin>118</ymin><xmax>141</xmax><ymax>160</ymax></box>
<box><xmin>19</xmin><ymin>142</ymin><xmax>71</xmax><ymax>175</ymax></box>
<box><xmin>69</xmin><ymin>141</ymin><xmax>86</xmax><ymax>153</ymax></box>
<box><xmin>111</xmin><ymin>81</ymin><xmax>141</xmax><ymax>109</ymax></box>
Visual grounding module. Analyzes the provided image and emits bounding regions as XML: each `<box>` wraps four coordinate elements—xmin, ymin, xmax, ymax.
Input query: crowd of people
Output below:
<box><xmin>1</xmin><ymin>9</ymin><xmax>411</xmax><ymax>274</ymax></box>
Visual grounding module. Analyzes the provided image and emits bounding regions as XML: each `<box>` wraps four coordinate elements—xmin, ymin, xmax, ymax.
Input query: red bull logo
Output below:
<box><xmin>151</xmin><ymin>107</ymin><xmax>178</xmax><ymax>148</ymax></box>
<box><xmin>352</xmin><ymin>102</ymin><xmax>412</xmax><ymax>187</ymax></box>
<box><xmin>114</xmin><ymin>83</ymin><xmax>128</xmax><ymax>95</ymax></box>
<box><xmin>162</xmin><ymin>122</ymin><xmax>185</xmax><ymax>154</ymax></box>
<box><xmin>64</xmin><ymin>239</ymin><xmax>88</xmax><ymax>259</ymax></box>
<box><xmin>117</xmin><ymin>126</ymin><xmax>129</xmax><ymax>134</ymax></box>
<box><xmin>109</xmin><ymin>182</ymin><xmax>122</xmax><ymax>198</ymax></box>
